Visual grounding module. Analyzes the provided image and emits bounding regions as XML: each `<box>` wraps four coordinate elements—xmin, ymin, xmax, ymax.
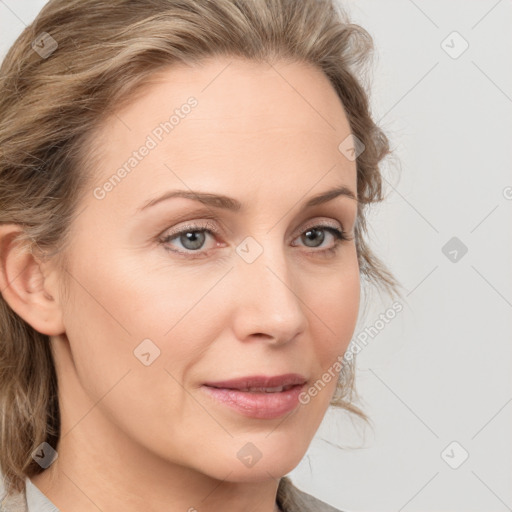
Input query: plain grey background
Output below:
<box><xmin>1</xmin><ymin>1</ymin><xmax>511</xmax><ymax>511</ymax></box>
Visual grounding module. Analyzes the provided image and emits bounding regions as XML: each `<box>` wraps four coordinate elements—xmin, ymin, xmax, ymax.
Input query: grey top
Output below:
<box><xmin>0</xmin><ymin>477</ymin><xmax>59</xmax><ymax>512</ymax></box>
<box><xmin>1</xmin><ymin>474</ymin><xmax>346</xmax><ymax>512</ymax></box>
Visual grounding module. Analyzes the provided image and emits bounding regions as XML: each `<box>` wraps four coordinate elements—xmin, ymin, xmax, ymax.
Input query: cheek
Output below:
<box><xmin>308</xmin><ymin>255</ymin><xmax>360</xmax><ymax>364</ymax></box>
<box><xmin>59</xmin><ymin>248</ymin><xmax>219</xmax><ymax>398</ymax></box>
<box><xmin>58</xmin><ymin>258</ymin><xmax>204</xmax><ymax>448</ymax></box>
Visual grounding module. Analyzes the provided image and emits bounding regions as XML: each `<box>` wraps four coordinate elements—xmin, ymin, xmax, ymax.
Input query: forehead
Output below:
<box><xmin>85</xmin><ymin>57</ymin><xmax>356</xmax><ymax>213</ymax></box>
<box><xmin>107</xmin><ymin>57</ymin><xmax>350</xmax><ymax>131</ymax></box>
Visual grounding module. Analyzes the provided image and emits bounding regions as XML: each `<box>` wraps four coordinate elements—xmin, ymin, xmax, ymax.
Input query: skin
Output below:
<box><xmin>0</xmin><ymin>57</ymin><xmax>359</xmax><ymax>512</ymax></box>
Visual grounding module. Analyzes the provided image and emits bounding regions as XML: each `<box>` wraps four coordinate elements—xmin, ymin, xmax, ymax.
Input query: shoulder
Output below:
<box><xmin>277</xmin><ymin>476</ymin><xmax>348</xmax><ymax>512</ymax></box>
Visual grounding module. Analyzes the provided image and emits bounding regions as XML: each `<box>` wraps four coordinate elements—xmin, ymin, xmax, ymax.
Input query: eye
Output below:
<box><xmin>159</xmin><ymin>221</ymin><xmax>220</xmax><ymax>257</ymax></box>
<box><xmin>159</xmin><ymin>220</ymin><xmax>353</xmax><ymax>259</ymax></box>
<box><xmin>292</xmin><ymin>224</ymin><xmax>351</xmax><ymax>256</ymax></box>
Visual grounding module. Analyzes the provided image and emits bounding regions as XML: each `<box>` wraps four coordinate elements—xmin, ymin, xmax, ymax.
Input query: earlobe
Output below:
<box><xmin>0</xmin><ymin>224</ymin><xmax>65</xmax><ymax>336</ymax></box>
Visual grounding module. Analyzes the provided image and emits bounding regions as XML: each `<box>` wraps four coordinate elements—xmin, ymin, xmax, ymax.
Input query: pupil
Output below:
<box><xmin>303</xmin><ymin>228</ymin><xmax>324</xmax><ymax>247</ymax></box>
<box><xmin>181</xmin><ymin>231</ymin><xmax>205</xmax><ymax>250</ymax></box>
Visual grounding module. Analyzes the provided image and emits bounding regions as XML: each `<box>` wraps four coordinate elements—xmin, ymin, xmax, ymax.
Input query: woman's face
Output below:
<box><xmin>52</xmin><ymin>57</ymin><xmax>360</xmax><ymax>481</ymax></box>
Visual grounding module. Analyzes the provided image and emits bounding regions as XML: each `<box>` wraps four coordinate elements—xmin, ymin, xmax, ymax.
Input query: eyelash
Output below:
<box><xmin>159</xmin><ymin>220</ymin><xmax>353</xmax><ymax>260</ymax></box>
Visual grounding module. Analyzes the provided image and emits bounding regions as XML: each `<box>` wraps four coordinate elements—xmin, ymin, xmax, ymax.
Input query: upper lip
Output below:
<box><xmin>203</xmin><ymin>373</ymin><xmax>307</xmax><ymax>390</ymax></box>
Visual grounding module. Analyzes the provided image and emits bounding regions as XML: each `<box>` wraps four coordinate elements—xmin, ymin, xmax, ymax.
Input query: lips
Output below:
<box><xmin>201</xmin><ymin>373</ymin><xmax>307</xmax><ymax>419</ymax></box>
<box><xmin>203</xmin><ymin>373</ymin><xmax>307</xmax><ymax>391</ymax></box>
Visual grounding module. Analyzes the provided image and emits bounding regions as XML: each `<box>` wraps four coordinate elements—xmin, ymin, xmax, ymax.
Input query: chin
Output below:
<box><xmin>216</xmin><ymin>457</ymin><xmax>302</xmax><ymax>484</ymax></box>
<box><xmin>197</xmin><ymin>434</ymin><xmax>311</xmax><ymax>483</ymax></box>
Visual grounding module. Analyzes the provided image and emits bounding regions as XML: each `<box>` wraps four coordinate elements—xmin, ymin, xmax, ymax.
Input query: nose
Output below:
<box><xmin>230</xmin><ymin>240</ymin><xmax>308</xmax><ymax>346</ymax></box>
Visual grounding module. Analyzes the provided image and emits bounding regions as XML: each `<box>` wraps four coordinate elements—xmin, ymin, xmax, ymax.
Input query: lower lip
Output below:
<box><xmin>201</xmin><ymin>384</ymin><xmax>305</xmax><ymax>419</ymax></box>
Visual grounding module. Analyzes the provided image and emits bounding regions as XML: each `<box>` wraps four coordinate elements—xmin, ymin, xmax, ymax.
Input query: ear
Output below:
<box><xmin>0</xmin><ymin>224</ymin><xmax>65</xmax><ymax>336</ymax></box>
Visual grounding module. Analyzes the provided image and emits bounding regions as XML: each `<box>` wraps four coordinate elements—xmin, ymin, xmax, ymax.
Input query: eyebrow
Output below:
<box><xmin>137</xmin><ymin>184</ymin><xmax>357</xmax><ymax>213</ymax></box>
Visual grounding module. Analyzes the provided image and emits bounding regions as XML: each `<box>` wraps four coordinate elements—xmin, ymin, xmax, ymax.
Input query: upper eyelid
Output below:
<box><xmin>299</xmin><ymin>218</ymin><xmax>343</xmax><ymax>232</ymax></box>
<box><xmin>162</xmin><ymin>217</ymin><xmax>344</xmax><ymax>239</ymax></box>
<box><xmin>162</xmin><ymin>220</ymin><xmax>218</xmax><ymax>235</ymax></box>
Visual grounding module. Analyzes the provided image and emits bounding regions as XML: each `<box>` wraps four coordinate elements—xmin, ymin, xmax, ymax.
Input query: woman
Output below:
<box><xmin>0</xmin><ymin>0</ymin><xmax>401</xmax><ymax>510</ymax></box>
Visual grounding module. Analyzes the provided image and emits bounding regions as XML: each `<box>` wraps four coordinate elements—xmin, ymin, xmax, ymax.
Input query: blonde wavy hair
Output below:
<box><xmin>0</xmin><ymin>0</ymin><xmax>402</xmax><ymax>497</ymax></box>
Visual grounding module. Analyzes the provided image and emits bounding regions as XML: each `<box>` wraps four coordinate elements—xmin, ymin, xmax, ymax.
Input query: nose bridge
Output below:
<box><xmin>232</xmin><ymin>235</ymin><xmax>307</xmax><ymax>343</ymax></box>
